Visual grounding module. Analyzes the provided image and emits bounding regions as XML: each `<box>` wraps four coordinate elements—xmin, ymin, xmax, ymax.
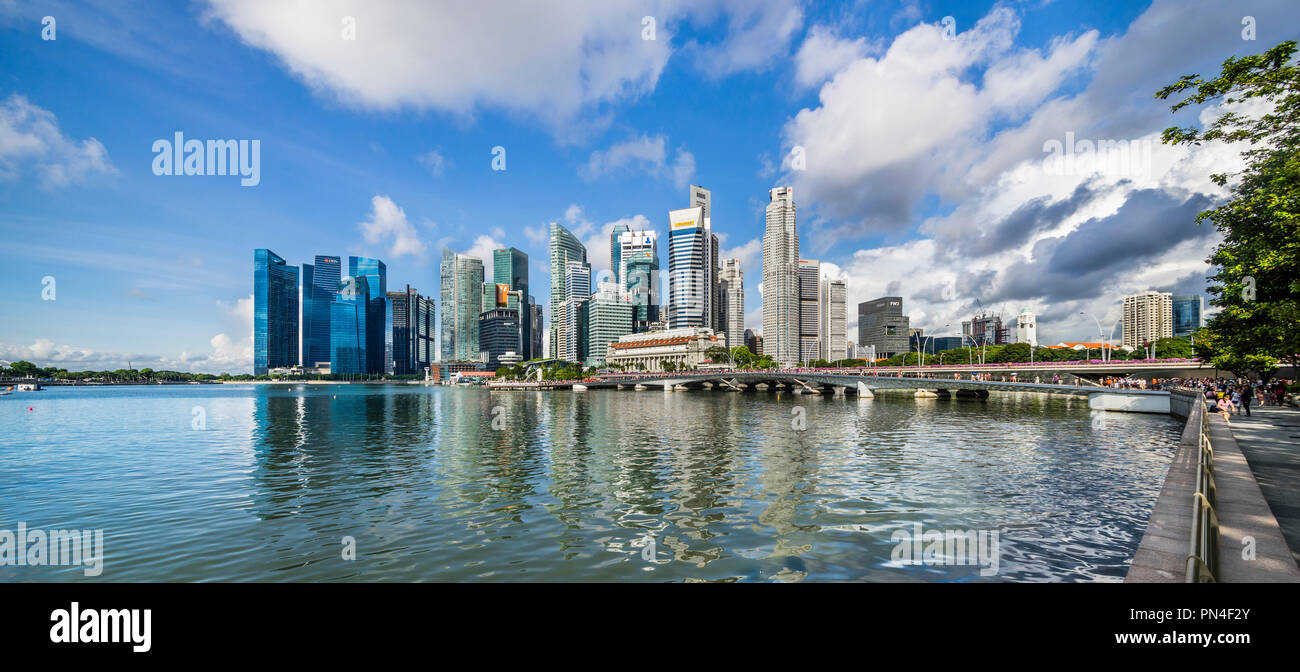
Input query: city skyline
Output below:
<box><xmin>4</xmin><ymin>1</ymin><xmax>1296</xmax><ymax>373</ymax></box>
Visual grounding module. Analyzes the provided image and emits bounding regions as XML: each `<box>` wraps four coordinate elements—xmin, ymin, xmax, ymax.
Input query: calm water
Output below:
<box><xmin>0</xmin><ymin>384</ymin><xmax>1183</xmax><ymax>582</ymax></box>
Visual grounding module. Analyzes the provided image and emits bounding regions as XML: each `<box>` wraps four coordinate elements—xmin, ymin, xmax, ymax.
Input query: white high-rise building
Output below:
<box><xmin>762</xmin><ymin>187</ymin><xmax>800</xmax><ymax>367</ymax></box>
<box><xmin>719</xmin><ymin>258</ymin><xmax>744</xmax><ymax>352</ymax></box>
<box><xmin>1122</xmin><ymin>290</ymin><xmax>1173</xmax><ymax>349</ymax></box>
<box><xmin>1015</xmin><ymin>308</ymin><xmax>1038</xmax><ymax>347</ymax></box>
<box><xmin>820</xmin><ymin>277</ymin><xmax>847</xmax><ymax>362</ymax></box>
<box><xmin>667</xmin><ymin>205</ymin><xmax>713</xmax><ymax>329</ymax></box>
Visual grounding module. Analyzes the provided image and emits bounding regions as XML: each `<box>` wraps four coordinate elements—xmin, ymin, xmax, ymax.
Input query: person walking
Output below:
<box><xmin>1241</xmin><ymin>385</ymin><xmax>1253</xmax><ymax>417</ymax></box>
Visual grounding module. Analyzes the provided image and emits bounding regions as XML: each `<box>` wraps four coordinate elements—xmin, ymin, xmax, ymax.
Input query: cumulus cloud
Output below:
<box><xmin>0</xmin><ymin>94</ymin><xmax>116</xmax><ymax>189</ymax></box>
<box><xmin>357</xmin><ymin>195</ymin><xmax>426</xmax><ymax>259</ymax></box>
<box><xmin>778</xmin><ymin>0</ymin><xmax>1294</xmax><ymax>342</ymax></box>
<box><xmin>684</xmin><ymin>0</ymin><xmax>804</xmax><ymax>78</ymax></box>
<box><xmin>793</xmin><ymin>24</ymin><xmax>873</xmax><ymax>90</ymax></box>
<box><xmin>581</xmin><ymin>134</ymin><xmax>695</xmax><ymax>188</ymax></box>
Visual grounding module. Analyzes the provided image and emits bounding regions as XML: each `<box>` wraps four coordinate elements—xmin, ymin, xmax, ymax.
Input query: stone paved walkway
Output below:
<box><xmin>1228</xmin><ymin>405</ymin><xmax>1300</xmax><ymax>566</ymax></box>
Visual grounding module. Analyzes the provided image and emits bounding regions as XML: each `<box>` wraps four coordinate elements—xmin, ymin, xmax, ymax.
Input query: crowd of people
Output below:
<box><xmin>1157</xmin><ymin>377</ymin><xmax>1296</xmax><ymax>424</ymax></box>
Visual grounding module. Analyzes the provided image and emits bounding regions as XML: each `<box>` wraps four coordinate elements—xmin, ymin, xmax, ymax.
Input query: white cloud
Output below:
<box><xmin>416</xmin><ymin>148</ymin><xmax>451</xmax><ymax>176</ymax></box>
<box><xmin>684</xmin><ymin>0</ymin><xmax>804</xmax><ymax>79</ymax></box>
<box><xmin>357</xmin><ymin>195</ymin><xmax>426</xmax><ymax>259</ymax></box>
<box><xmin>464</xmin><ymin>234</ymin><xmax>506</xmax><ymax>273</ymax></box>
<box><xmin>0</xmin><ymin>94</ymin><xmax>116</xmax><ymax>189</ymax></box>
<box><xmin>581</xmin><ymin>134</ymin><xmax>695</xmax><ymax>188</ymax></box>
<box><xmin>793</xmin><ymin>24</ymin><xmax>872</xmax><ymax>90</ymax></box>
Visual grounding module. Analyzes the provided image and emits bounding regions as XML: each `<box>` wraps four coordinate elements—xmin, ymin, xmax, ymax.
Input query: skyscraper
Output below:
<box><xmin>618</xmin><ymin>229</ymin><xmax>659</xmax><ymax>331</ymax></box>
<box><xmin>390</xmin><ymin>285</ymin><xmax>435</xmax><ymax>375</ymax></box>
<box><xmin>1172</xmin><ymin>295</ymin><xmax>1203</xmax><ymax>338</ymax></box>
<box><xmin>609</xmin><ymin>222</ymin><xmax>631</xmax><ymax>287</ymax></box>
<box><xmin>331</xmin><ymin>274</ymin><xmax>370</xmax><ymax>375</ymax></box>
<box><xmin>763</xmin><ymin>187</ymin><xmax>800</xmax><ymax>366</ymax></box>
<box><xmin>440</xmin><ymin>248</ymin><xmax>485</xmax><ymax>362</ymax></box>
<box><xmin>253</xmin><ymin>248</ymin><xmax>299</xmax><ymax>375</ymax></box>
<box><xmin>301</xmin><ymin>255</ymin><xmax>340</xmax><ymax>368</ymax></box>
<box><xmin>688</xmin><ymin>184</ymin><xmax>721</xmax><ymax>335</ymax></box>
<box><xmin>479</xmin><ymin>308</ymin><xmax>521</xmax><ymax>368</ymax></box>
<box><xmin>820</xmin><ymin>277</ymin><xmax>846</xmax><ymax>362</ymax></box>
<box><xmin>439</xmin><ymin>247</ymin><xmax>456</xmax><ymax>362</ymax></box>
<box><xmin>493</xmin><ymin>248</ymin><xmax>531</xmax><ymax>358</ymax></box>
<box><xmin>719</xmin><ymin>258</ymin><xmax>744</xmax><ymax>350</ymax></box>
<box><xmin>454</xmin><ymin>255</ymin><xmax>484</xmax><ymax>361</ymax></box>
<box><xmin>348</xmin><ymin>256</ymin><xmax>387</xmax><ymax>374</ymax></box>
<box><xmin>858</xmin><ymin>296</ymin><xmax>910</xmax><ymax>358</ymax></box>
<box><xmin>667</xmin><ymin>205</ymin><xmax>712</xmax><ymax>329</ymax></box>
<box><xmin>548</xmin><ymin>221</ymin><xmax>587</xmax><ymax>358</ymax></box>
<box><xmin>586</xmin><ymin>282</ymin><xmax>633</xmax><ymax>367</ymax></box>
<box><xmin>798</xmin><ymin>259</ymin><xmax>820</xmax><ymax>363</ymax></box>
<box><xmin>1122</xmin><ymin>290</ymin><xmax>1173</xmax><ymax>349</ymax></box>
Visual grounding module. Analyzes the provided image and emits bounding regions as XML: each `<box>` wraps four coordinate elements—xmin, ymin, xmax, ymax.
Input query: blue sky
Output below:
<box><xmin>2</xmin><ymin>0</ymin><xmax>1297</xmax><ymax>372</ymax></box>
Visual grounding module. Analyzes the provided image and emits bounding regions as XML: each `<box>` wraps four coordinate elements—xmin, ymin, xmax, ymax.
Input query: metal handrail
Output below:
<box><xmin>1186</xmin><ymin>396</ymin><xmax>1220</xmax><ymax>583</ymax></box>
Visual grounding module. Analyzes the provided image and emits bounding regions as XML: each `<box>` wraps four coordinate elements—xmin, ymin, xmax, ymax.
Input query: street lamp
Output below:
<box><xmin>1079</xmin><ymin>311</ymin><xmax>1121</xmax><ymax>362</ymax></box>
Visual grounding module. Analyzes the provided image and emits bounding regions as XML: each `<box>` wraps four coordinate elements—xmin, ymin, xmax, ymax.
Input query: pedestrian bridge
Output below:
<box><xmin>578</xmin><ymin>371</ymin><xmax>1173</xmax><ymax>413</ymax></box>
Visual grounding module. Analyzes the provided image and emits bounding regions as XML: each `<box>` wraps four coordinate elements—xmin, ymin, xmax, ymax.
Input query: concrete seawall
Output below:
<box><xmin>1127</xmin><ymin>394</ymin><xmax>1300</xmax><ymax>582</ymax></box>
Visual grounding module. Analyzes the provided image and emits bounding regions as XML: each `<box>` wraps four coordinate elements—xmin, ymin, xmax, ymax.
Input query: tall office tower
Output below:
<box><xmin>453</xmin><ymin>255</ymin><xmax>484</xmax><ymax>360</ymax></box>
<box><xmin>564</xmin><ymin>260</ymin><xmax>591</xmax><ymax>301</ymax></box>
<box><xmin>479</xmin><ymin>308</ymin><xmax>521</xmax><ymax>368</ymax></box>
<box><xmin>609</xmin><ymin>222</ymin><xmax>631</xmax><ymax>286</ymax></box>
<box><xmin>711</xmin><ymin>232</ymin><xmax>721</xmax><ymax>334</ymax></box>
<box><xmin>797</xmin><ymin>259</ymin><xmax>820</xmax><ymax>363</ymax></box>
<box><xmin>763</xmin><ymin>187</ymin><xmax>800</xmax><ymax>366</ymax></box>
<box><xmin>549</xmin><ymin>221</ymin><xmax>587</xmax><ymax>358</ymax></box>
<box><xmin>348</xmin><ymin>256</ymin><xmax>388</xmax><ymax>374</ymax></box>
<box><xmin>1172</xmin><ymin>295</ymin><xmax>1204</xmax><ymax>338</ymax></box>
<box><xmin>690</xmin><ymin>184</ymin><xmax>711</xmax><ymax>219</ymax></box>
<box><xmin>1014</xmin><ymin>308</ymin><xmax>1038</xmax><ymax>347</ymax></box>
<box><xmin>389</xmin><ymin>286</ymin><xmax>436</xmax><ymax>375</ymax></box>
<box><xmin>331</xmin><ymin>274</ymin><xmax>370</xmax><ymax>374</ymax></box>
<box><xmin>618</xmin><ymin>229</ymin><xmax>659</xmax><ymax>331</ymax></box>
<box><xmin>439</xmin><ymin>247</ymin><xmax>456</xmax><ymax>361</ymax></box>
<box><xmin>820</xmin><ymin>277</ymin><xmax>846</xmax><ymax>362</ymax></box>
<box><xmin>586</xmin><ymin>282</ymin><xmax>633</xmax><ymax>367</ymax></box>
<box><xmin>529</xmin><ymin>297</ymin><xmax>543</xmax><ymax>361</ymax></box>
<box><xmin>253</xmin><ymin>249</ymin><xmax>299</xmax><ymax>375</ymax></box>
<box><xmin>557</xmin><ymin>298</ymin><xmax>588</xmax><ymax>363</ymax></box>
<box><xmin>667</xmin><ymin>206</ymin><xmax>712</xmax><ymax>328</ymax></box>
<box><xmin>719</xmin><ymin>258</ymin><xmax>744</xmax><ymax>350</ymax></box>
<box><xmin>300</xmin><ymin>255</ymin><xmax>340</xmax><ymax>368</ymax></box>
<box><xmin>1122</xmin><ymin>290</ymin><xmax>1173</xmax><ymax>349</ymax></box>
<box><xmin>493</xmin><ymin>248</ymin><xmax>530</xmax><ymax>358</ymax></box>
<box><xmin>858</xmin><ymin>296</ymin><xmax>910</xmax><ymax>358</ymax></box>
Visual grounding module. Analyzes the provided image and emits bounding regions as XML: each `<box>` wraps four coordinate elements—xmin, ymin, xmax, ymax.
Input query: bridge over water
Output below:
<box><xmin>574</xmin><ymin>370</ymin><xmax>1173</xmax><ymax>413</ymax></box>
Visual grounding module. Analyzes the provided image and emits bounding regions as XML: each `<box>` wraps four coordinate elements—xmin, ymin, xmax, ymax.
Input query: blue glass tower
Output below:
<box><xmin>331</xmin><ymin>275</ymin><xmax>370</xmax><ymax>375</ymax></box>
<box><xmin>348</xmin><ymin>256</ymin><xmax>387</xmax><ymax>374</ymax></box>
<box><xmin>302</xmin><ymin>255</ymin><xmax>341</xmax><ymax>367</ymax></box>
<box><xmin>254</xmin><ymin>249</ymin><xmax>299</xmax><ymax>375</ymax></box>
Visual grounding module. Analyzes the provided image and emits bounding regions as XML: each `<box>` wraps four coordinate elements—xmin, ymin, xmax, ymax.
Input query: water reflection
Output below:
<box><xmin>0</xmin><ymin>385</ymin><xmax>1182</xmax><ymax>582</ymax></box>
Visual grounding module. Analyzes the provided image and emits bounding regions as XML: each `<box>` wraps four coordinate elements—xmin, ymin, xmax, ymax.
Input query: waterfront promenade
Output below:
<box><xmin>1230</xmin><ymin>406</ymin><xmax>1300</xmax><ymax>567</ymax></box>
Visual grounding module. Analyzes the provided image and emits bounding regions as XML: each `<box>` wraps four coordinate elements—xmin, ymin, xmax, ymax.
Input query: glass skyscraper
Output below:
<box><xmin>493</xmin><ymin>247</ymin><xmax>530</xmax><ymax>359</ymax></box>
<box><xmin>253</xmin><ymin>248</ymin><xmax>299</xmax><ymax>375</ymax></box>
<box><xmin>1172</xmin><ymin>295</ymin><xmax>1204</xmax><ymax>338</ymax></box>
<box><xmin>548</xmin><ymin>222</ymin><xmax>586</xmax><ymax>358</ymax></box>
<box><xmin>301</xmin><ymin>255</ymin><xmax>341</xmax><ymax>368</ymax></box>
<box><xmin>348</xmin><ymin>256</ymin><xmax>387</xmax><ymax>374</ymax></box>
<box><xmin>330</xmin><ymin>275</ymin><xmax>370</xmax><ymax>375</ymax></box>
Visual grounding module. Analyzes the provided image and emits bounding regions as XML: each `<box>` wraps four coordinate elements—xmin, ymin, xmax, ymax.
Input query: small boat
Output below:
<box><xmin>16</xmin><ymin>383</ymin><xmax>42</xmax><ymax>391</ymax></box>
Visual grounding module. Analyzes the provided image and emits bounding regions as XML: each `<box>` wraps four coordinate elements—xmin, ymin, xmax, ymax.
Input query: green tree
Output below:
<box><xmin>1157</xmin><ymin>40</ymin><xmax>1300</xmax><ymax>375</ymax></box>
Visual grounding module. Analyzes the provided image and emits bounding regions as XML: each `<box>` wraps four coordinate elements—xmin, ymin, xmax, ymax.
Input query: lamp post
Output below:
<box><xmin>1079</xmin><ymin>312</ymin><xmax>1121</xmax><ymax>362</ymax></box>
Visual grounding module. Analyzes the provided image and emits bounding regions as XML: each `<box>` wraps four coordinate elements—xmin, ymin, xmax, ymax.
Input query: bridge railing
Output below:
<box><xmin>1186</xmin><ymin>395</ymin><xmax>1220</xmax><ymax>583</ymax></box>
